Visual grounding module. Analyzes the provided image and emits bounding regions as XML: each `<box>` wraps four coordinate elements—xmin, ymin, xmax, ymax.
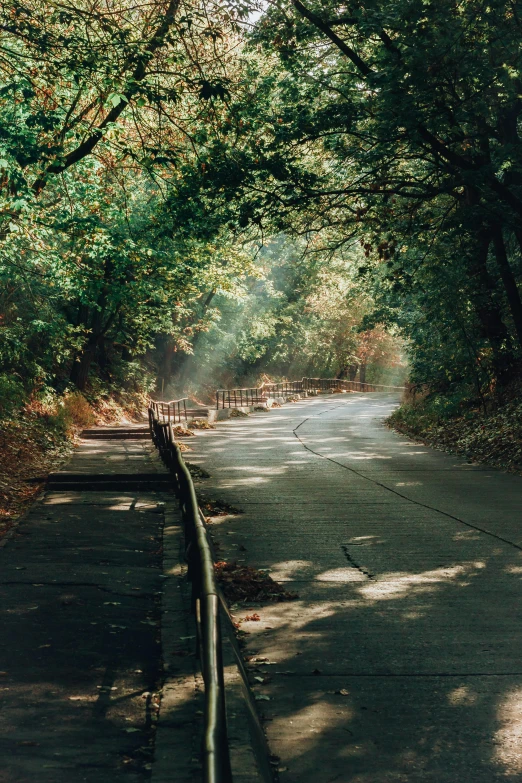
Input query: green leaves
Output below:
<box><xmin>106</xmin><ymin>93</ymin><xmax>129</xmax><ymax>109</ymax></box>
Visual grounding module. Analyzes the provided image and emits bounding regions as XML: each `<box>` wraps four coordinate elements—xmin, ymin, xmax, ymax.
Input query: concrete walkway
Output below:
<box><xmin>0</xmin><ymin>429</ymin><xmax>201</xmax><ymax>783</ymax></box>
<box><xmin>188</xmin><ymin>392</ymin><xmax>522</xmax><ymax>783</ymax></box>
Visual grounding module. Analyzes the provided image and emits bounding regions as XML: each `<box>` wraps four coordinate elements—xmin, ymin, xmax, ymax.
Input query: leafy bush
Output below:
<box><xmin>62</xmin><ymin>392</ymin><xmax>96</xmax><ymax>429</ymax></box>
<box><xmin>389</xmin><ymin>384</ymin><xmax>522</xmax><ymax>473</ymax></box>
<box><xmin>0</xmin><ymin>374</ymin><xmax>25</xmax><ymax>419</ymax></box>
<box><xmin>46</xmin><ymin>392</ymin><xmax>95</xmax><ymax>435</ymax></box>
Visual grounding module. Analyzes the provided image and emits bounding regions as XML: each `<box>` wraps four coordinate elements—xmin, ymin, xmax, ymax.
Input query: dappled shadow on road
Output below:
<box><xmin>190</xmin><ymin>394</ymin><xmax>522</xmax><ymax>782</ymax></box>
<box><xmin>0</xmin><ymin>492</ymin><xmax>166</xmax><ymax>782</ymax></box>
<box><xmin>230</xmin><ymin>540</ymin><xmax>522</xmax><ymax>782</ymax></box>
<box><xmin>237</xmin><ymin>554</ymin><xmax>522</xmax><ymax>782</ymax></box>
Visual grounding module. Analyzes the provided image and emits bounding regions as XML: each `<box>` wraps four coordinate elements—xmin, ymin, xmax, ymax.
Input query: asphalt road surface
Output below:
<box><xmin>189</xmin><ymin>392</ymin><xmax>522</xmax><ymax>783</ymax></box>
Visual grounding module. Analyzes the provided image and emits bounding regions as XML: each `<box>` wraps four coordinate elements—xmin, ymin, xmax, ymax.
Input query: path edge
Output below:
<box><xmin>155</xmin><ymin>499</ymin><xmax>273</xmax><ymax>783</ymax></box>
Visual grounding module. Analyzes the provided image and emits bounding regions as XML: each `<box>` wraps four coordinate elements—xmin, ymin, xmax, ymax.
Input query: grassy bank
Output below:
<box><xmin>388</xmin><ymin>389</ymin><xmax>522</xmax><ymax>475</ymax></box>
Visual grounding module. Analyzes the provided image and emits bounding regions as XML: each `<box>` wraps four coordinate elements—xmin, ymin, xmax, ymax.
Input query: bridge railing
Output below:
<box><xmin>260</xmin><ymin>380</ymin><xmax>305</xmax><ymax>396</ymax></box>
<box><xmin>148</xmin><ymin>407</ymin><xmax>232</xmax><ymax>783</ymax></box>
<box><xmin>303</xmin><ymin>378</ymin><xmax>404</xmax><ymax>393</ymax></box>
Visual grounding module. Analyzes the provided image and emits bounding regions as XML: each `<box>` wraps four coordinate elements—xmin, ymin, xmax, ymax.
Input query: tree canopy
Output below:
<box><xmin>2</xmin><ymin>0</ymin><xmax>522</xmax><ymax>413</ymax></box>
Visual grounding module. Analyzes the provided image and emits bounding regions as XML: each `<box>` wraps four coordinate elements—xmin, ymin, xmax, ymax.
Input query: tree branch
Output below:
<box><xmin>31</xmin><ymin>0</ymin><xmax>182</xmax><ymax>193</ymax></box>
<box><xmin>291</xmin><ymin>0</ymin><xmax>522</xmax><ymax>219</ymax></box>
<box><xmin>291</xmin><ymin>0</ymin><xmax>372</xmax><ymax>77</ymax></box>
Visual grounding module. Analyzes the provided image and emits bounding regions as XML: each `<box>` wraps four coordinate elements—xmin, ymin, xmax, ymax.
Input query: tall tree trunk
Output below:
<box><xmin>491</xmin><ymin>225</ymin><xmax>522</xmax><ymax>350</ymax></box>
<box><xmin>156</xmin><ymin>335</ymin><xmax>176</xmax><ymax>393</ymax></box>
<box><xmin>70</xmin><ymin>294</ymin><xmax>116</xmax><ymax>391</ymax></box>
<box><xmin>70</xmin><ymin>337</ymin><xmax>98</xmax><ymax>391</ymax></box>
<box><xmin>469</xmin><ymin>228</ymin><xmax>515</xmax><ymax>384</ymax></box>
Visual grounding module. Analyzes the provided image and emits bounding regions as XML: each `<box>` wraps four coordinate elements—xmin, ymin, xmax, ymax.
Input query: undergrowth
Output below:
<box><xmin>389</xmin><ymin>383</ymin><xmax>522</xmax><ymax>474</ymax></box>
<box><xmin>0</xmin><ymin>388</ymin><xmax>148</xmax><ymax>540</ymax></box>
<box><xmin>0</xmin><ymin>414</ymin><xmax>71</xmax><ymax>540</ymax></box>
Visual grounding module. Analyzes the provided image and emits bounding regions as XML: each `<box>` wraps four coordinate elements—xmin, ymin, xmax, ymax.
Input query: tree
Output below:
<box><xmin>0</xmin><ymin>0</ymin><xmax>261</xmax><ymax>399</ymax></box>
<box><xmin>231</xmin><ymin>0</ymin><xmax>522</xmax><ymax>395</ymax></box>
<box><xmin>179</xmin><ymin>235</ymin><xmax>405</xmax><ymax>392</ymax></box>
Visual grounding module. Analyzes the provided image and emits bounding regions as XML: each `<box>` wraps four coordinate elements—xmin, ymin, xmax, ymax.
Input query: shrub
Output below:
<box><xmin>63</xmin><ymin>392</ymin><xmax>96</xmax><ymax>428</ymax></box>
<box><xmin>0</xmin><ymin>375</ymin><xmax>26</xmax><ymax>420</ymax></box>
<box><xmin>49</xmin><ymin>392</ymin><xmax>96</xmax><ymax>434</ymax></box>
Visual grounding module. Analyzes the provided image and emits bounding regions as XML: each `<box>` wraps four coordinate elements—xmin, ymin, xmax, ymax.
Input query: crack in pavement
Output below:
<box><xmin>293</xmin><ymin>406</ymin><xmax>522</xmax><ymax>553</ymax></box>
<box><xmin>340</xmin><ymin>544</ymin><xmax>375</xmax><ymax>580</ymax></box>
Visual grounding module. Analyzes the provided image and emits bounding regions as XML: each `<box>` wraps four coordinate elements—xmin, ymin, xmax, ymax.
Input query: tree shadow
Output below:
<box><xmin>0</xmin><ymin>491</ymin><xmax>167</xmax><ymax>782</ymax></box>
<box><xmin>189</xmin><ymin>394</ymin><xmax>522</xmax><ymax>782</ymax></box>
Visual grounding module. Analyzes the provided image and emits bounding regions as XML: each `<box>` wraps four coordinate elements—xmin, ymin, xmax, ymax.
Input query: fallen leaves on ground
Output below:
<box><xmin>215</xmin><ymin>561</ymin><xmax>298</xmax><ymax>603</ymax></box>
<box><xmin>172</xmin><ymin>425</ymin><xmax>195</xmax><ymax>437</ymax></box>
<box><xmin>229</xmin><ymin>409</ymin><xmax>249</xmax><ymax>418</ymax></box>
<box><xmin>190</xmin><ymin>419</ymin><xmax>216</xmax><ymax>430</ymax></box>
<box><xmin>0</xmin><ymin>416</ymin><xmax>71</xmax><ymax>542</ymax></box>
<box><xmin>185</xmin><ymin>462</ymin><xmax>210</xmax><ymax>479</ymax></box>
<box><xmin>201</xmin><ymin>498</ymin><xmax>243</xmax><ymax>517</ymax></box>
<box><xmin>389</xmin><ymin>392</ymin><xmax>522</xmax><ymax>474</ymax></box>
<box><xmin>176</xmin><ymin>441</ymin><xmax>191</xmax><ymax>452</ymax></box>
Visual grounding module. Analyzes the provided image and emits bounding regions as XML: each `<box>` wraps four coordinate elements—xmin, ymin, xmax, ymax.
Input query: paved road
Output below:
<box><xmin>189</xmin><ymin>392</ymin><xmax>522</xmax><ymax>783</ymax></box>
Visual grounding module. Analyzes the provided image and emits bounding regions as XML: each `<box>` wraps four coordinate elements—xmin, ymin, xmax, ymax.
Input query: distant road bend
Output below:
<box><xmin>189</xmin><ymin>391</ymin><xmax>522</xmax><ymax>783</ymax></box>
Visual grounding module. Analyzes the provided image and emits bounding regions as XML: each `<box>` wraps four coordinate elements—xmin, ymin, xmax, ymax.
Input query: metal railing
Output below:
<box><xmin>260</xmin><ymin>380</ymin><xmax>304</xmax><ymax>396</ymax></box>
<box><xmin>149</xmin><ymin>397</ymin><xmax>188</xmax><ymax>423</ymax></box>
<box><xmin>215</xmin><ymin>387</ymin><xmax>267</xmax><ymax>409</ymax></box>
<box><xmin>305</xmin><ymin>377</ymin><xmax>375</xmax><ymax>392</ymax></box>
<box><xmin>215</xmin><ymin>377</ymin><xmax>404</xmax><ymax>408</ymax></box>
<box><xmin>149</xmin><ymin>408</ymin><xmax>232</xmax><ymax>783</ymax></box>
<box><xmin>303</xmin><ymin>378</ymin><xmax>405</xmax><ymax>392</ymax></box>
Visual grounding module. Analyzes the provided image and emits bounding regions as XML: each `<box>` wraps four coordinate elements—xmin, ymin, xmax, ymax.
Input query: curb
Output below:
<box><xmin>152</xmin><ymin>500</ymin><xmax>203</xmax><ymax>783</ymax></box>
<box><xmin>197</xmin><ymin>508</ymin><xmax>274</xmax><ymax>783</ymax></box>
<box><xmin>207</xmin><ymin>394</ymin><xmax>307</xmax><ymax>424</ymax></box>
<box><xmin>220</xmin><ymin>603</ymin><xmax>276</xmax><ymax>783</ymax></box>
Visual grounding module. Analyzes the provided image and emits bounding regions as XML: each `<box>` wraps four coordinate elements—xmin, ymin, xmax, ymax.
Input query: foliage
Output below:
<box><xmin>389</xmin><ymin>383</ymin><xmax>522</xmax><ymax>473</ymax></box>
<box><xmin>3</xmin><ymin>0</ymin><xmax>521</xmax><ymax>422</ymax></box>
<box><xmin>0</xmin><ymin>375</ymin><xmax>25</xmax><ymax>418</ymax></box>
<box><xmin>0</xmin><ymin>0</ymin><xmax>261</xmax><ymax>407</ymax></box>
<box><xmin>0</xmin><ymin>410</ymin><xmax>71</xmax><ymax>540</ymax></box>
<box><xmin>172</xmin><ymin>235</ymin><xmax>405</xmax><ymax>395</ymax></box>
<box><xmin>233</xmin><ymin>0</ymin><xmax>522</xmax><ymax>399</ymax></box>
